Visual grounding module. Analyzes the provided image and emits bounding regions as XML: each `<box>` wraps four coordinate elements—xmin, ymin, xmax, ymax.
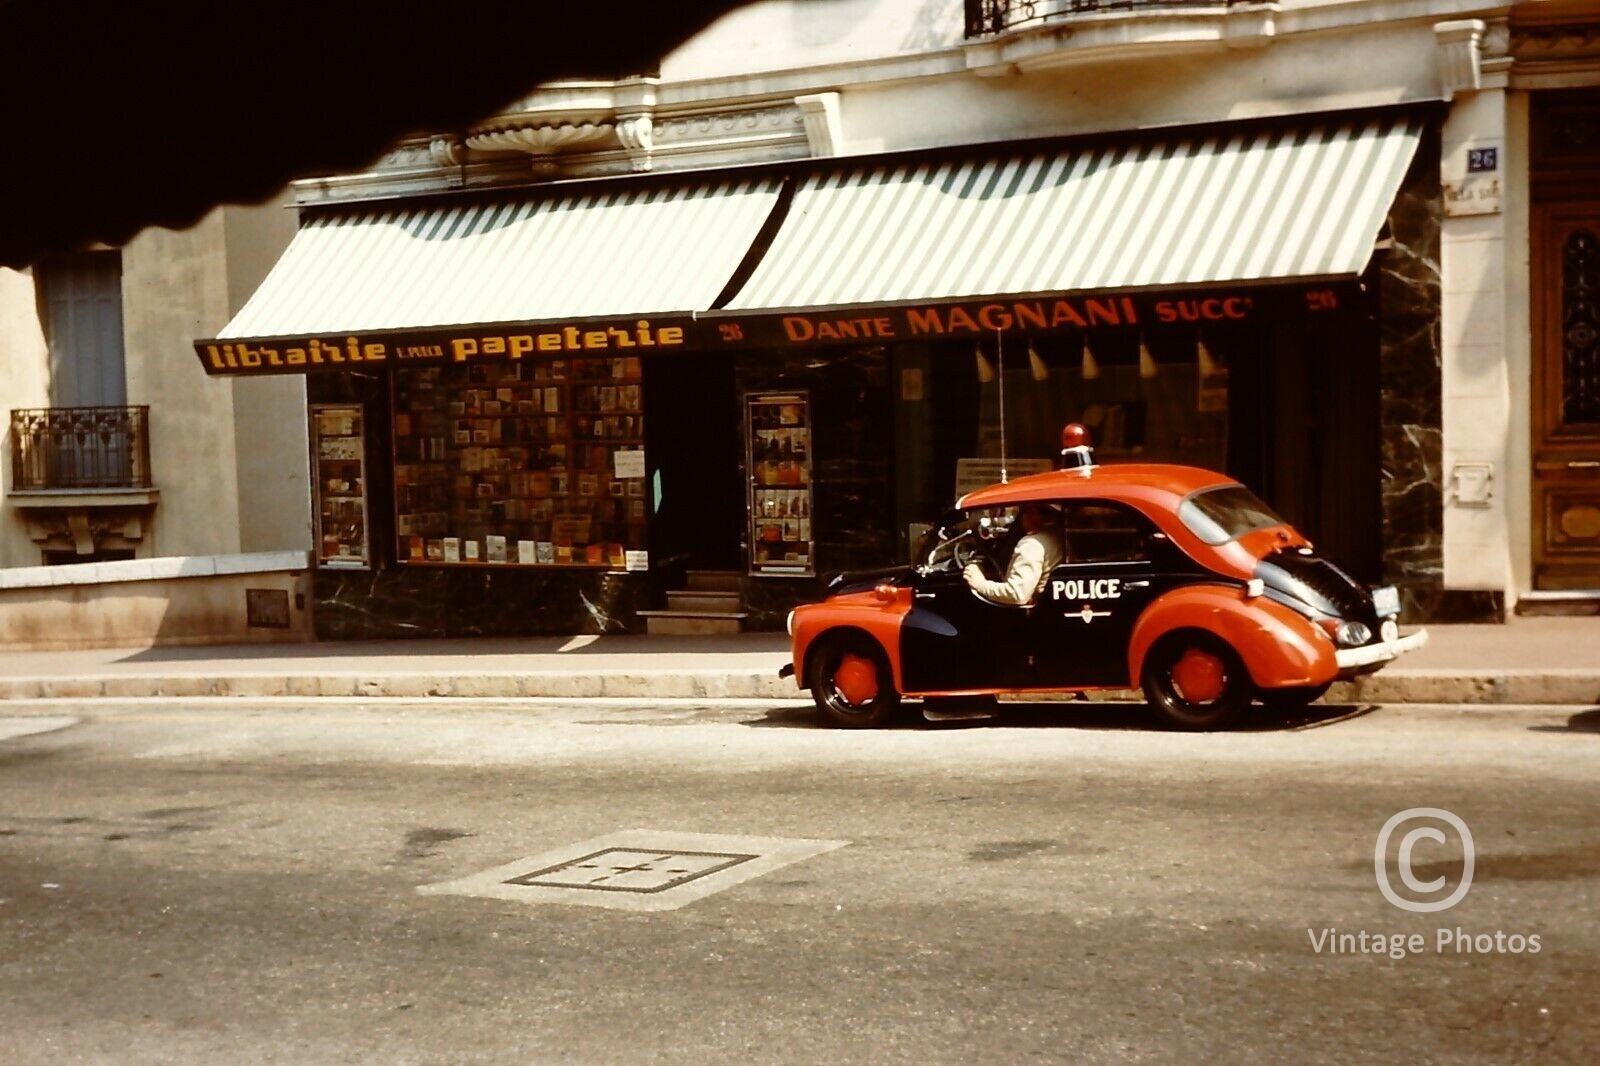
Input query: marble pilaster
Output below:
<box><xmin>1378</xmin><ymin>130</ymin><xmax>1503</xmax><ymax>622</ymax></box>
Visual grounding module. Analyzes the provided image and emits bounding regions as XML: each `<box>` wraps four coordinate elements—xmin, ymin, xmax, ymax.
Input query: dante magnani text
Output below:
<box><xmin>200</xmin><ymin>320</ymin><xmax>687</xmax><ymax>373</ymax></box>
<box><xmin>773</xmin><ymin>293</ymin><xmax>1266</xmax><ymax>346</ymax></box>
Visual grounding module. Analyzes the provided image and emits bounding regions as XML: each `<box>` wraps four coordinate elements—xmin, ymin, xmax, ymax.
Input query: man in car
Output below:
<box><xmin>963</xmin><ymin>502</ymin><xmax>1065</xmax><ymax>607</ymax></box>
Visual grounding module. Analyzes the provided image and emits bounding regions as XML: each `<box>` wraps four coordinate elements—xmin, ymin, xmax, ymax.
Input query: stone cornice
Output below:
<box><xmin>294</xmin><ymin>0</ymin><xmax>1516</xmax><ymax>205</ymax></box>
<box><xmin>1511</xmin><ymin>20</ymin><xmax>1600</xmax><ymax>61</ymax></box>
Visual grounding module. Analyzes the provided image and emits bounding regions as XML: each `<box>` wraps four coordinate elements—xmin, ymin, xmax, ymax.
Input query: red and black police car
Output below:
<box><xmin>782</xmin><ymin>425</ymin><xmax>1427</xmax><ymax>730</ymax></box>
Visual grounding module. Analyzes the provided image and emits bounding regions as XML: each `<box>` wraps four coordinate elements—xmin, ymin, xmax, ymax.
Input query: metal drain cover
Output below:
<box><xmin>419</xmin><ymin>830</ymin><xmax>849</xmax><ymax>912</ymax></box>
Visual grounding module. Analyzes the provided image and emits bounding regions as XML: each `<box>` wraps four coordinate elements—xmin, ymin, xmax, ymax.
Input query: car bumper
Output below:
<box><xmin>1335</xmin><ymin>627</ymin><xmax>1429</xmax><ymax>672</ymax></box>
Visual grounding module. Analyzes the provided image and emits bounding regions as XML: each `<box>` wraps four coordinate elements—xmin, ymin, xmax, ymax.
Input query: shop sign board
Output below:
<box><xmin>703</xmin><ymin>283</ymin><xmax>1358</xmax><ymax>352</ymax></box>
<box><xmin>194</xmin><ymin>282</ymin><xmax>1361</xmax><ymax>377</ymax></box>
<box><xmin>954</xmin><ymin>458</ymin><xmax>1053</xmax><ymax>498</ymax></box>
<box><xmin>194</xmin><ymin>315</ymin><xmax>697</xmax><ymax>376</ymax></box>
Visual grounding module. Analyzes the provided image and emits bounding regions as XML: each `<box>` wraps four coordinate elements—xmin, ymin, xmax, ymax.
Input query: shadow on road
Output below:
<box><xmin>1527</xmin><ymin>707</ymin><xmax>1600</xmax><ymax>734</ymax></box>
<box><xmin>743</xmin><ymin>701</ymin><xmax>1382</xmax><ymax>732</ymax></box>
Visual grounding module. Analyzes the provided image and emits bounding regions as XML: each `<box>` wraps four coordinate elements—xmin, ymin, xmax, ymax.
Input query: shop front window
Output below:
<box><xmin>389</xmin><ymin>357</ymin><xmax>647</xmax><ymax>568</ymax></box>
<box><xmin>969</xmin><ymin>327</ymin><xmax>1236</xmax><ymax>474</ymax></box>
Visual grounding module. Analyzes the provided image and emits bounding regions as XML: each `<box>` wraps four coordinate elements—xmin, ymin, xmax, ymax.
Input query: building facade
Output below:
<box><xmin>19</xmin><ymin>0</ymin><xmax>1594</xmax><ymax>640</ymax></box>
<box><xmin>1</xmin><ymin>200</ymin><xmax>308</xmax><ymax>572</ymax></box>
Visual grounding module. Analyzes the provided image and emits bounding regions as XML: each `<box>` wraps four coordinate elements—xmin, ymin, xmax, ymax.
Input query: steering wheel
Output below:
<box><xmin>952</xmin><ymin>537</ymin><xmax>980</xmax><ymax>571</ymax></box>
<box><xmin>952</xmin><ymin>538</ymin><xmax>1000</xmax><ymax>580</ymax></box>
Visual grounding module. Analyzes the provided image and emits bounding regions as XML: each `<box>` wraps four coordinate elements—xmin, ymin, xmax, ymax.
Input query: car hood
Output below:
<box><xmin>825</xmin><ymin>565</ymin><xmax>913</xmax><ymax>598</ymax></box>
<box><xmin>1254</xmin><ymin>549</ymin><xmax>1373</xmax><ymax>621</ymax></box>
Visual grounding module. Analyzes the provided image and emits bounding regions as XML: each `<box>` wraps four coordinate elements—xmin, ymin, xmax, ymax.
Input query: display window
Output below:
<box><xmin>390</xmin><ymin>358</ymin><xmax>647</xmax><ymax>568</ymax></box>
<box><xmin>746</xmin><ymin>390</ymin><xmax>815</xmax><ymax>576</ymax></box>
<box><xmin>311</xmin><ymin>404</ymin><xmax>371</xmax><ymax>568</ymax></box>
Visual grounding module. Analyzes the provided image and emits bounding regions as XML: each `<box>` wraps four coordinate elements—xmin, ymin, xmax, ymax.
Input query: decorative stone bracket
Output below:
<box><xmin>429</xmin><ymin>136</ymin><xmax>466</xmax><ymax>169</ymax></box>
<box><xmin>795</xmin><ymin>92</ymin><xmax>843</xmax><ymax>157</ymax></box>
<box><xmin>10</xmin><ymin>488</ymin><xmax>160</xmax><ymax>555</ymax></box>
<box><xmin>615</xmin><ymin>112</ymin><xmax>655</xmax><ymax>172</ymax></box>
<box><xmin>1436</xmin><ymin>19</ymin><xmax>1486</xmax><ymax>100</ymax></box>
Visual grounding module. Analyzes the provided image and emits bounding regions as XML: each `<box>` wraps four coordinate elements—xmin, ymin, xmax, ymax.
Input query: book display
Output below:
<box><xmin>311</xmin><ymin>404</ymin><xmax>371</xmax><ymax>568</ymax></box>
<box><xmin>745</xmin><ymin>390</ymin><xmax>814</xmax><ymax>576</ymax></box>
<box><xmin>391</xmin><ymin>358</ymin><xmax>647</xmax><ymax>568</ymax></box>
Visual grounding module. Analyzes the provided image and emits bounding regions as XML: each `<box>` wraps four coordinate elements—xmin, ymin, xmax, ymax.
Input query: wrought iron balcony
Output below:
<box><xmin>965</xmin><ymin>0</ymin><xmax>1249</xmax><ymax>37</ymax></box>
<box><xmin>9</xmin><ymin>405</ymin><xmax>152</xmax><ymax>491</ymax></box>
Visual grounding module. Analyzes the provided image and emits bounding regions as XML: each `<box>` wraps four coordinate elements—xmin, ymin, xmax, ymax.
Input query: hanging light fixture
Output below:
<box><xmin>974</xmin><ymin>344</ymin><xmax>996</xmax><ymax>383</ymax></box>
<box><xmin>1197</xmin><ymin>335</ymin><xmax>1219</xmax><ymax>378</ymax></box>
<box><xmin>1027</xmin><ymin>340</ymin><xmax>1050</xmax><ymax>382</ymax></box>
<box><xmin>1080</xmin><ymin>335</ymin><xmax>1100</xmax><ymax>380</ymax></box>
<box><xmin>1138</xmin><ymin>333</ymin><xmax>1159</xmax><ymax>379</ymax></box>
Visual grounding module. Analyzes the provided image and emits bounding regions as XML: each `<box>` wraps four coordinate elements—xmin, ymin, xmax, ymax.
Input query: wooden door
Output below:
<box><xmin>1532</xmin><ymin>203</ymin><xmax>1600</xmax><ymax>589</ymax></box>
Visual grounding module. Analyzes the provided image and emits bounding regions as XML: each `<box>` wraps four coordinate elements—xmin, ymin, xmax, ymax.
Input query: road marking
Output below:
<box><xmin>0</xmin><ymin>716</ymin><xmax>78</xmax><ymax>741</ymax></box>
<box><xmin>420</xmin><ymin>830</ymin><xmax>848</xmax><ymax>912</ymax></box>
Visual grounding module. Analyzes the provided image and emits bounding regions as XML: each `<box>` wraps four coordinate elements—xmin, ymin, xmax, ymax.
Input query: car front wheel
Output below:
<box><xmin>1141</xmin><ymin>631</ymin><xmax>1253</xmax><ymax>731</ymax></box>
<box><xmin>807</xmin><ymin>635</ymin><xmax>903</xmax><ymax>729</ymax></box>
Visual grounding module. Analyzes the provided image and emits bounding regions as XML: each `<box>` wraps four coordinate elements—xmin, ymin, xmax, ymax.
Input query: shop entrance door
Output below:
<box><xmin>1532</xmin><ymin>202</ymin><xmax>1600</xmax><ymax>589</ymax></box>
<box><xmin>643</xmin><ymin>353</ymin><xmax>744</xmax><ymax>574</ymax></box>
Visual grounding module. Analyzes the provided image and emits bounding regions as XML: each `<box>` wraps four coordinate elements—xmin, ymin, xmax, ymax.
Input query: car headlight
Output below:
<box><xmin>786</xmin><ymin>609</ymin><xmax>796</xmax><ymax>637</ymax></box>
<box><xmin>1334</xmin><ymin>620</ymin><xmax>1372</xmax><ymax>647</ymax></box>
<box><xmin>1316</xmin><ymin>618</ymin><xmax>1372</xmax><ymax>646</ymax></box>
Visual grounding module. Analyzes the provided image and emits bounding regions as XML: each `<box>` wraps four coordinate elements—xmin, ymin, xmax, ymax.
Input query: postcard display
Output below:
<box><xmin>311</xmin><ymin>404</ymin><xmax>371</xmax><ymax>568</ymax></box>
<box><xmin>746</xmin><ymin>391</ymin><xmax>815</xmax><ymax>576</ymax></box>
<box><xmin>391</xmin><ymin>358</ymin><xmax>648</xmax><ymax>569</ymax></box>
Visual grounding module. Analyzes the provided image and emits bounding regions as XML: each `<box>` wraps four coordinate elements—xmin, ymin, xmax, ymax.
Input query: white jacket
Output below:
<box><xmin>963</xmin><ymin>530</ymin><xmax>1064</xmax><ymax>606</ymax></box>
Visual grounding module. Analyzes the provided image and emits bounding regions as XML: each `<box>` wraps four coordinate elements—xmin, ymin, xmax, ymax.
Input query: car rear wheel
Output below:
<box><xmin>1257</xmin><ymin>682</ymin><xmax>1332</xmax><ymax>714</ymax></box>
<box><xmin>1141</xmin><ymin>631</ymin><xmax>1253</xmax><ymax>731</ymax></box>
<box><xmin>807</xmin><ymin>635</ymin><xmax>903</xmax><ymax>729</ymax></box>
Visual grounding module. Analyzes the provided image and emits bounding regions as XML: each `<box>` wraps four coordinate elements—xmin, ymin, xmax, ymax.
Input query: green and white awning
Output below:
<box><xmin>723</xmin><ymin>113</ymin><xmax>1423</xmax><ymax>311</ymax></box>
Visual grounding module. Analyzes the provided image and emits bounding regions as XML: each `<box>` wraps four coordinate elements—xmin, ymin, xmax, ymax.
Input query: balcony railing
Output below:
<box><xmin>965</xmin><ymin>0</ymin><xmax>1248</xmax><ymax>37</ymax></box>
<box><xmin>9</xmin><ymin>405</ymin><xmax>151</xmax><ymax>490</ymax></box>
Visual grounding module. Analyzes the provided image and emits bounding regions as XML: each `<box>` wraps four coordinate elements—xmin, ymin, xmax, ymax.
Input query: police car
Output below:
<box><xmin>782</xmin><ymin>425</ymin><xmax>1427</xmax><ymax>730</ymax></box>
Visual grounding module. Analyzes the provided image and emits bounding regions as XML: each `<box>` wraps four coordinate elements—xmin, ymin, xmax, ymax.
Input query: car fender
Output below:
<box><xmin>791</xmin><ymin>588</ymin><xmax>910</xmax><ymax>691</ymax></box>
<box><xmin>1128</xmin><ymin>585</ymin><xmax>1338</xmax><ymax>690</ymax></box>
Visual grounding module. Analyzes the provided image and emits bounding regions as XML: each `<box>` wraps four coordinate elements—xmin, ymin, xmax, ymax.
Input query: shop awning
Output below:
<box><xmin>723</xmin><ymin>113</ymin><xmax>1423</xmax><ymax>312</ymax></box>
<box><xmin>216</xmin><ymin>176</ymin><xmax>784</xmax><ymax>340</ymax></box>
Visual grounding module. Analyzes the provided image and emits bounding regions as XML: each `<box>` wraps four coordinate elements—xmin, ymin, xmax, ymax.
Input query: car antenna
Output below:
<box><xmin>995</xmin><ymin>328</ymin><xmax>1008</xmax><ymax>483</ymax></box>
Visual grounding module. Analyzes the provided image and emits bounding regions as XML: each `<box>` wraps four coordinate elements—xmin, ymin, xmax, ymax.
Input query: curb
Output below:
<box><xmin>1</xmin><ymin>670</ymin><xmax>1598</xmax><ymax>705</ymax></box>
<box><xmin>1336</xmin><ymin>670</ymin><xmax>1600</xmax><ymax>707</ymax></box>
<box><xmin>0</xmin><ymin>672</ymin><xmax>800</xmax><ymax>702</ymax></box>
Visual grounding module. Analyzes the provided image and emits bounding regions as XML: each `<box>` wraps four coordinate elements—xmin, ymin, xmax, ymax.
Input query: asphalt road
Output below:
<box><xmin>1</xmin><ymin>697</ymin><xmax>1596</xmax><ymax>1064</ymax></box>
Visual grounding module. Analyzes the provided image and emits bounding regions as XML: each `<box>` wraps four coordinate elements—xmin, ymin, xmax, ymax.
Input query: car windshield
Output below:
<box><xmin>916</xmin><ymin>507</ymin><xmax>1017</xmax><ymax>571</ymax></box>
<box><xmin>1177</xmin><ymin>485</ymin><xmax>1286</xmax><ymax>545</ymax></box>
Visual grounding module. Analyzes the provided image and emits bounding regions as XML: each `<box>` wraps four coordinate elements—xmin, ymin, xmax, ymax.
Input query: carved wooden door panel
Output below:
<box><xmin>1532</xmin><ymin>203</ymin><xmax>1600</xmax><ymax>589</ymax></box>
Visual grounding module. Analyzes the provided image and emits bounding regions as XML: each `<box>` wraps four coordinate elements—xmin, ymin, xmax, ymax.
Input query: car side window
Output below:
<box><xmin>1060</xmin><ymin>502</ymin><xmax>1156</xmax><ymax>564</ymax></box>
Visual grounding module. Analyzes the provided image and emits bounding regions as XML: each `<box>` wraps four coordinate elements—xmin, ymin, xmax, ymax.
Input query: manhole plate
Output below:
<box><xmin>506</xmin><ymin>848</ymin><xmax>758</xmax><ymax>893</ymax></box>
<box><xmin>419</xmin><ymin>830</ymin><xmax>848</xmax><ymax>912</ymax></box>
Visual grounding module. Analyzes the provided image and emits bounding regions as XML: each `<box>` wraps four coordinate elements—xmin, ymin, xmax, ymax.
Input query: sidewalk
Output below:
<box><xmin>0</xmin><ymin>617</ymin><xmax>1595</xmax><ymax>705</ymax></box>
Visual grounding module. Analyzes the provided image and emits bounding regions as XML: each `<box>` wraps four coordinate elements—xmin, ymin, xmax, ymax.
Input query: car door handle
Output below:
<box><xmin>915</xmin><ymin>592</ymin><xmax>938</xmax><ymax>599</ymax></box>
<box><xmin>1123</xmin><ymin>580</ymin><xmax>1151</xmax><ymax>589</ymax></box>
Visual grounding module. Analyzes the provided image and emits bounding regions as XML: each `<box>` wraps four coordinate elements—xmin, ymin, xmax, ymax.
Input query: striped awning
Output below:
<box><xmin>724</xmin><ymin>113</ymin><xmax>1423</xmax><ymax>311</ymax></box>
<box><xmin>216</xmin><ymin>176</ymin><xmax>784</xmax><ymax>340</ymax></box>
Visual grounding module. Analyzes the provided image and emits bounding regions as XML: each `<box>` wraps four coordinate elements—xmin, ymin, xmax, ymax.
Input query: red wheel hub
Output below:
<box><xmin>1171</xmin><ymin>648</ymin><xmax>1226</xmax><ymax>703</ymax></box>
<box><xmin>832</xmin><ymin>653</ymin><xmax>880</xmax><ymax>705</ymax></box>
